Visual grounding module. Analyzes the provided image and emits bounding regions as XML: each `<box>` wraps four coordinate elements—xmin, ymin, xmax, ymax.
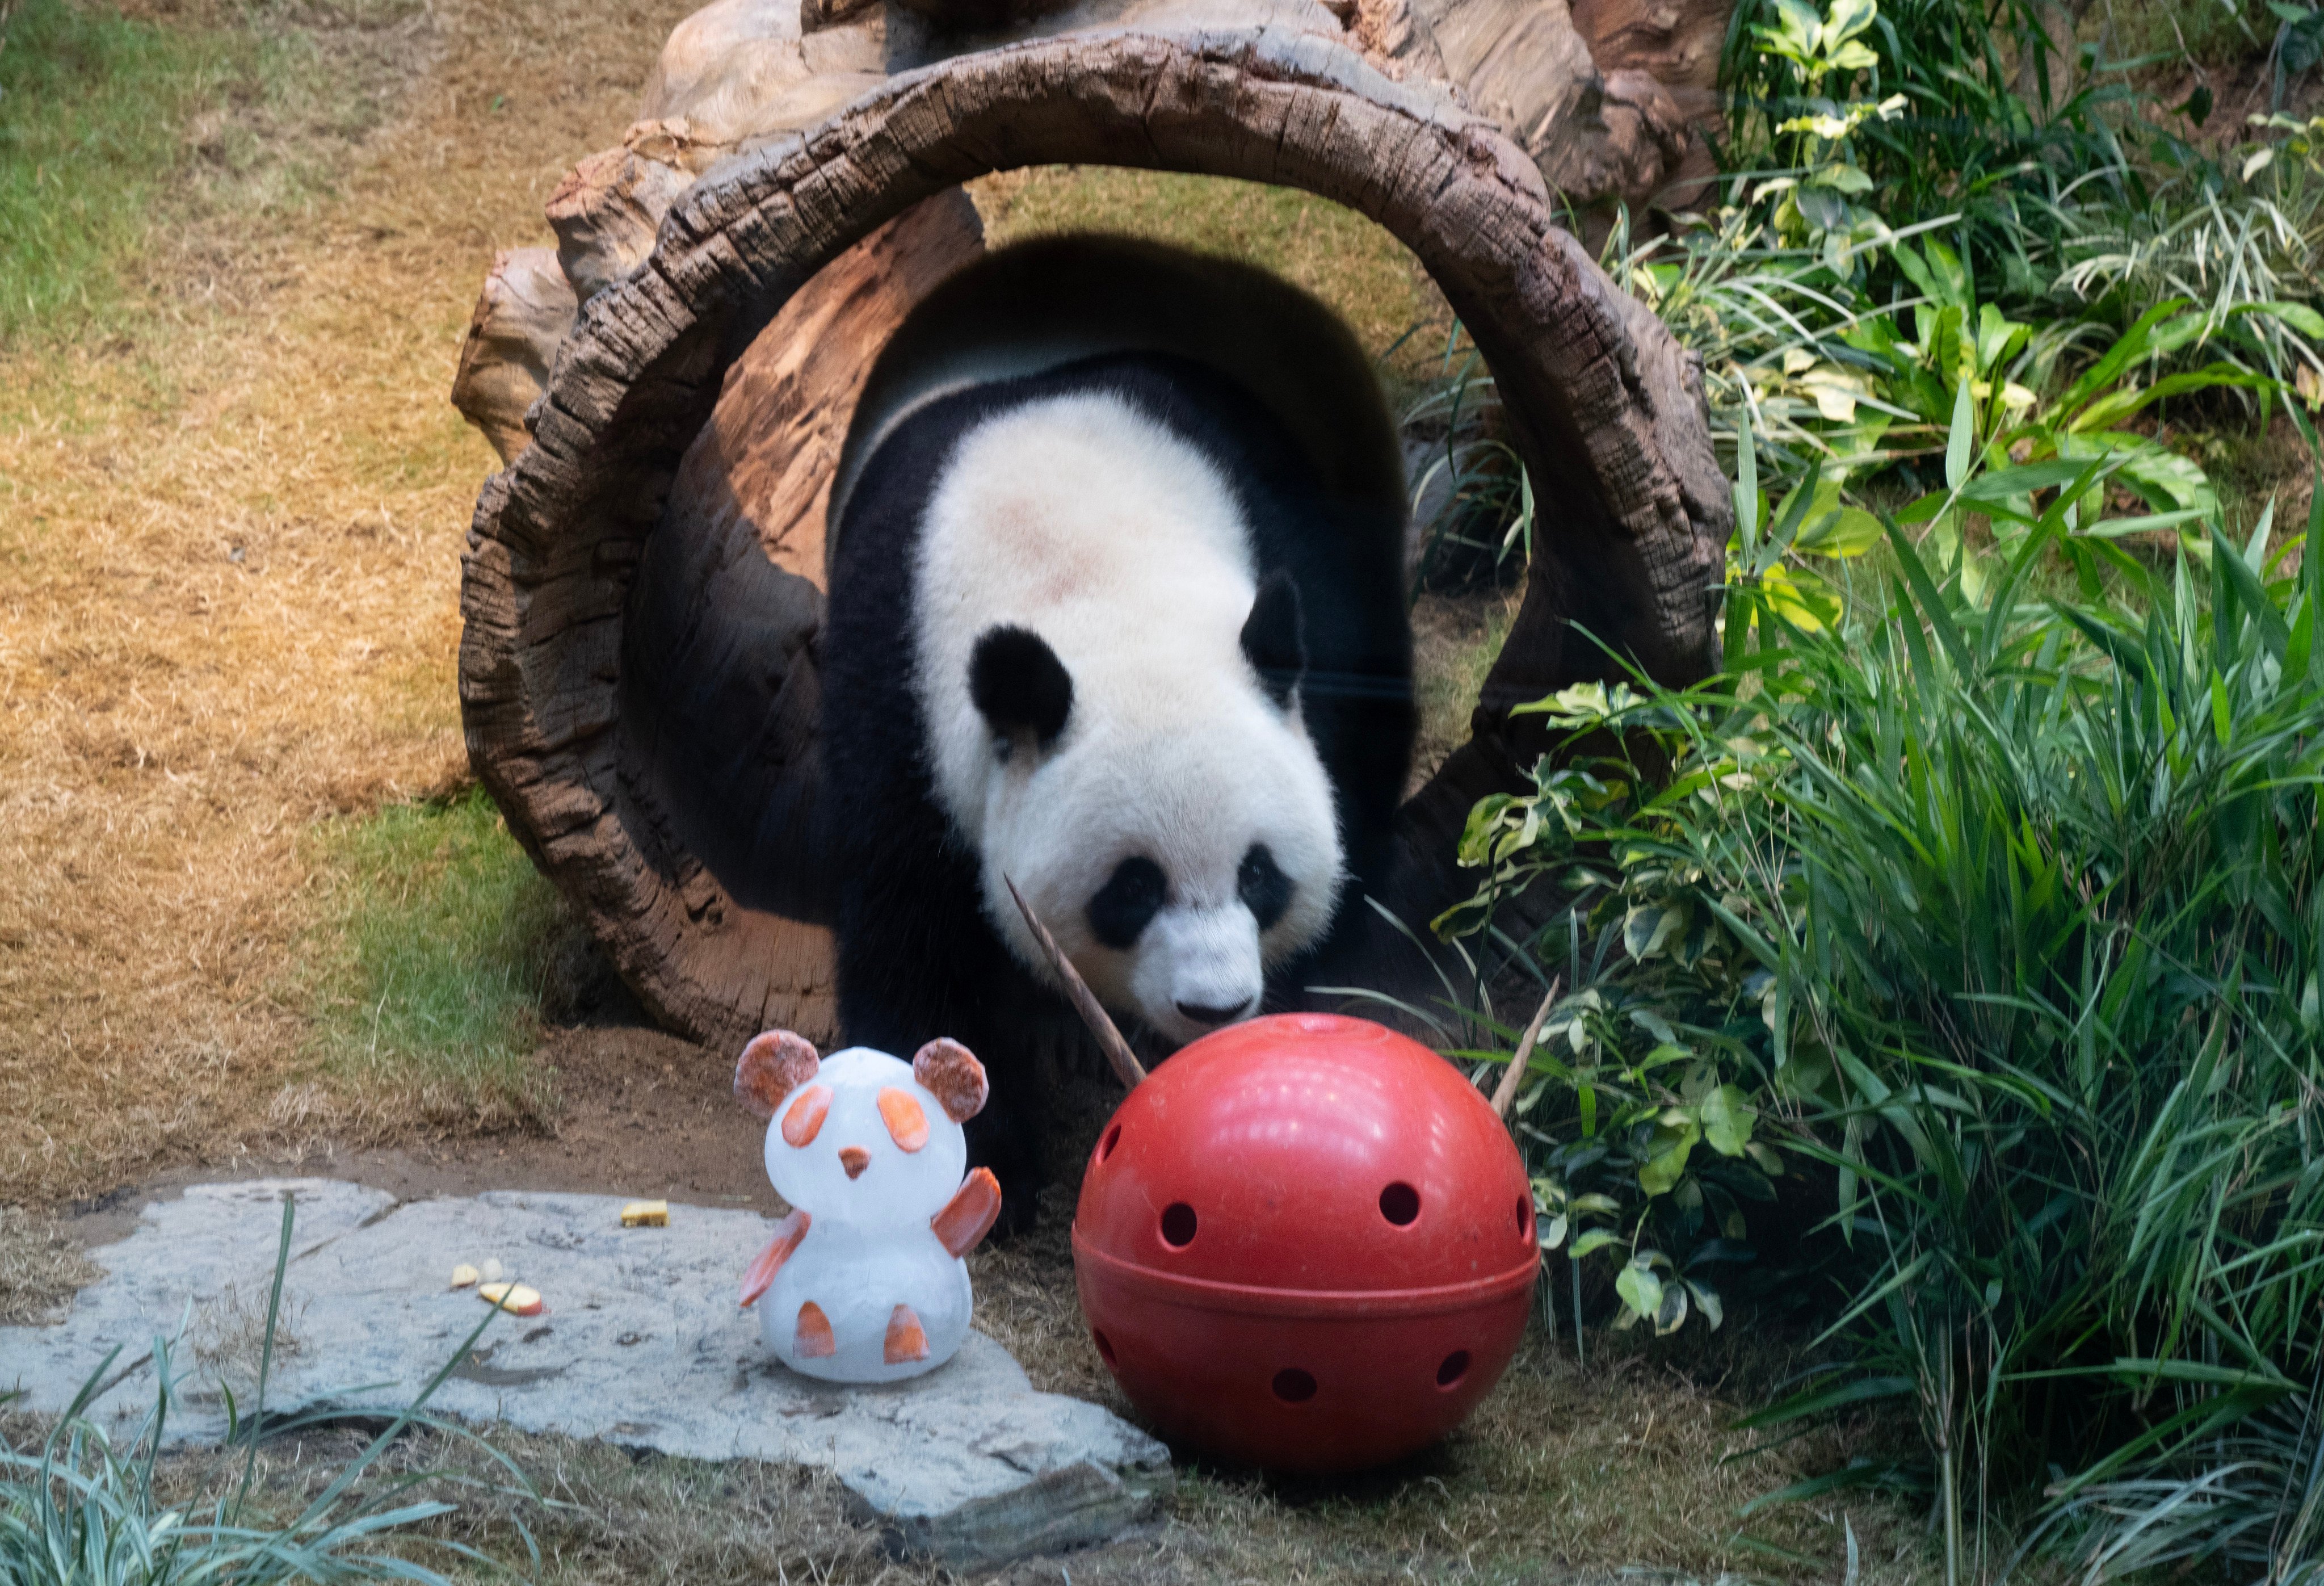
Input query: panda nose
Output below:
<box><xmin>839</xmin><ymin>1146</ymin><xmax>871</xmax><ymax>1179</ymax></box>
<box><xmin>1175</xmin><ymin>998</ymin><xmax>1250</xmax><ymax>1029</ymax></box>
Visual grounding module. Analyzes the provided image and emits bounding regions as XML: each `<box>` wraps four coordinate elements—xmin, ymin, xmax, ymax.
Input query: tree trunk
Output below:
<box><xmin>453</xmin><ymin>3</ymin><xmax>1731</xmax><ymax>1047</ymax></box>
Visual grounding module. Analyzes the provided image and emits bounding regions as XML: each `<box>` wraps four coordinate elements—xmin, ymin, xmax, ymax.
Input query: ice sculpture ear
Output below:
<box><xmin>911</xmin><ymin>1037</ymin><xmax>989</xmax><ymax>1123</ymax></box>
<box><xmin>735</xmin><ymin>1030</ymin><xmax>821</xmax><ymax>1120</ymax></box>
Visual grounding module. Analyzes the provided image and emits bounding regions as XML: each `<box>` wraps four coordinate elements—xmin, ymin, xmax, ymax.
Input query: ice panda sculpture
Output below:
<box><xmin>820</xmin><ymin>237</ymin><xmax>1416</xmax><ymax>1231</ymax></box>
<box><xmin>733</xmin><ymin>1028</ymin><xmax>1003</xmax><ymax>1382</ymax></box>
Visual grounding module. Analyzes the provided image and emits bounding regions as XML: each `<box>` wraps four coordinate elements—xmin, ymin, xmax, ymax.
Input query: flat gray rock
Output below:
<box><xmin>0</xmin><ymin>1180</ymin><xmax>1170</xmax><ymax>1565</ymax></box>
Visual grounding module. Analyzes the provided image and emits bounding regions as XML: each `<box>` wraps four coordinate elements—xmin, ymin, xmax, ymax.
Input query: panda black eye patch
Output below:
<box><xmin>1238</xmin><ymin>844</ymin><xmax>1292</xmax><ymax>932</ymax></box>
<box><xmin>1087</xmin><ymin>856</ymin><xmax>1166</xmax><ymax>949</ymax></box>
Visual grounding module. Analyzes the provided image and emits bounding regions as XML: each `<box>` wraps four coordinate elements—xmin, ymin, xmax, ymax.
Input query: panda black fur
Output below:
<box><xmin>821</xmin><ymin>267</ymin><xmax>1412</xmax><ymax>1230</ymax></box>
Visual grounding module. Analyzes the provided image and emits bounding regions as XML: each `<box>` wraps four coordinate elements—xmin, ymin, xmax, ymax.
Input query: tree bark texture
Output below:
<box><xmin>450</xmin><ymin>0</ymin><xmax>1734</xmax><ymax>462</ymax></box>
<box><xmin>455</xmin><ymin>16</ymin><xmax>1729</xmax><ymax>1048</ymax></box>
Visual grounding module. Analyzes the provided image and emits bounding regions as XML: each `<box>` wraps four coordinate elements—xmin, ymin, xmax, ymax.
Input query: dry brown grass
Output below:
<box><xmin>1410</xmin><ymin>586</ymin><xmax>1522</xmax><ymax>783</ymax></box>
<box><xmin>0</xmin><ymin>0</ymin><xmax>702</xmax><ymax>1207</ymax></box>
<box><xmin>0</xmin><ymin>1203</ymin><xmax>100</xmax><ymax>1323</ymax></box>
<box><xmin>440</xmin><ymin>1381</ymin><xmax>1933</xmax><ymax>1585</ymax></box>
<box><xmin>974</xmin><ymin>1262</ymin><xmax>1930</xmax><ymax>1581</ymax></box>
<box><xmin>973</xmin><ymin>165</ymin><xmax>1453</xmax><ymax>400</ymax></box>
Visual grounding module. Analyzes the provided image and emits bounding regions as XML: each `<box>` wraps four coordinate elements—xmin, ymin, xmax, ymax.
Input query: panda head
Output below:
<box><xmin>966</xmin><ymin>571</ymin><xmax>1344</xmax><ymax>1047</ymax></box>
<box><xmin>736</xmin><ymin>1032</ymin><xmax>986</xmax><ymax>1226</ymax></box>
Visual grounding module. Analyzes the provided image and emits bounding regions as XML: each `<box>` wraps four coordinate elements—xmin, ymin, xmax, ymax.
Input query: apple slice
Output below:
<box><xmin>477</xmin><ymin>1282</ymin><xmax>543</xmax><ymax>1316</ymax></box>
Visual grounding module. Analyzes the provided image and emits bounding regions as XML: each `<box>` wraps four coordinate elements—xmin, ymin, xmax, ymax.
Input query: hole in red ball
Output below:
<box><xmin>1098</xmin><ymin>1123</ymin><xmax>1121</xmax><ymax>1164</ymax></box>
<box><xmin>1092</xmin><ymin>1328</ymin><xmax>1117</xmax><ymax>1366</ymax></box>
<box><xmin>1379</xmin><ymin>1181</ymin><xmax>1421</xmax><ymax>1226</ymax></box>
<box><xmin>1436</xmin><ymin>1350</ymin><xmax>1472</xmax><ymax>1388</ymax></box>
<box><xmin>1517</xmin><ymin>1195</ymin><xmax>1533</xmax><ymax>1240</ymax></box>
<box><xmin>1159</xmin><ymin>1202</ymin><xmax>1198</xmax><ymax>1248</ymax></box>
<box><xmin>1272</xmin><ymin>1368</ymin><xmax>1317</xmax><ymax>1403</ymax></box>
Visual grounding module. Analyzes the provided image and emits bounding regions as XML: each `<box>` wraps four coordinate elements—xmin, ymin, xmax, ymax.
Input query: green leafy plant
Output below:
<box><xmin>1443</xmin><ymin>673</ymin><xmax>1797</xmax><ymax>1340</ymax></box>
<box><xmin>1721</xmin><ymin>0</ymin><xmax>2138</xmax><ymax>305</ymax></box>
<box><xmin>1746</xmin><ymin>0</ymin><xmax>1908</xmax><ymax>263</ymax></box>
<box><xmin>1733</xmin><ymin>494</ymin><xmax>2324</xmax><ymax>1586</ymax></box>
<box><xmin>1843</xmin><ymin>265</ymin><xmax>2272</xmax><ymax>563</ymax></box>
<box><xmin>1445</xmin><ymin>5</ymin><xmax>2324</xmax><ymax>1563</ymax></box>
<box><xmin>1449</xmin><ymin>402</ymin><xmax>2324</xmax><ymax>1577</ymax></box>
<box><xmin>1605</xmin><ymin>0</ymin><xmax>2317</xmax><ymax>573</ymax></box>
<box><xmin>2271</xmin><ymin>1</ymin><xmax>2324</xmax><ymax>108</ymax></box>
<box><xmin>1398</xmin><ymin>323</ymin><xmax>1534</xmax><ymax>593</ymax></box>
<box><xmin>2057</xmin><ymin>114</ymin><xmax>2324</xmax><ymax>391</ymax></box>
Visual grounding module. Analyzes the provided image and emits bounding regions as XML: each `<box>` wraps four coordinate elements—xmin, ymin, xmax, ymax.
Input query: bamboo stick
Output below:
<box><xmin>1004</xmin><ymin>875</ymin><xmax>1148</xmax><ymax>1090</ymax></box>
<box><xmin>1491</xmin><ymin>977</ymin><xmax>1564</xmax><ymax>1119</ymax></box>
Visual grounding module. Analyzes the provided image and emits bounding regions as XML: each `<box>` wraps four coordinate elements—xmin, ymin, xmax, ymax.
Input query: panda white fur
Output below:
<box><xmin>820</xmin><ymin>238</ymin><xmax>1414</xmax><ymax>1228</ymax></box>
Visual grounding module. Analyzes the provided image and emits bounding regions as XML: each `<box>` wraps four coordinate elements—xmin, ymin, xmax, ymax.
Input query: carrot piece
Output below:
<box><xmin>737</xmin><ymin>1208</ymin><xmax>811</xmax><ymax>1308</ymax></box>
<box><xmin>884</xmin><ymin>1303</ymin><xmax>929</xmax><ymax>1363</ymax></box>
<box><xmin>877</xmin><ymin>1086</ymin><xmax>930</xmax><ymax>1152</ymax></box>
<box><xmin>780</xmin><ymin>1085</ymin><xmax>833</xmax><ymax>1147</ymax></box>
<box><xmin>735</xmin><ymin>1030</ymin><xmax>821</xmax><ymax>1119</ymax></box>
<box><xmin>911</xmin><ymin>1037</ymin><xmax>989</xmax><ymax>1123</ymax></box>
<box><xmin>931</xmin><ymin>1168</ymin><xmax>1002</xmax><ymax>1257</ymax></box>
<box><xmin>795</xmin><ymin>1300</ymin><xmax>837</xmax><ymax>1358</ymax></box>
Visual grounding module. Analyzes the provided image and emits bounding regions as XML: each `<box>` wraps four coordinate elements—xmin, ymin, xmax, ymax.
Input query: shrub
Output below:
<box><xmin>2057</xmin><ymin>112</ymin><xmax>2324</xmax><ymax>389</ymax></box>
<box><xmin>1720</xmin><ymin>0</ymin><xmax>2138</xmax><ymax>307</ymax></box>
<box><xmin>1451</xmin><ymin>393</ymin><xmax>2324</xmax><ymax>1575</ymax></box>
<box><xmin>1635</xmin><ymin>0</ymin><xmax>2324</xmax><ymax>533</ymax></box>
<box><xmin>1440</xmin><ymin>0</ymin><xmax>2324</xmax><ymax>1566</ymax></box>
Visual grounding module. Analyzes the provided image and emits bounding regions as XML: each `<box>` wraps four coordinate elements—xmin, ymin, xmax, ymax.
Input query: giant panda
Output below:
<box><xmin>818</xmin><ymin>236</ymin><xmax>1414</xmax><ymax>1229</ymax></box>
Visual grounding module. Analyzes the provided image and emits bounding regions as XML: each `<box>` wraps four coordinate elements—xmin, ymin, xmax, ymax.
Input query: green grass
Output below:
<box><xmin>0</xmin><ymin>0</ymin><xmax>254</xmax><ymax>341</ymax></box>
<box><xmin>309</xmin><ymin>790</ymin><xmax>562</xmax><ymax>1107</ymax></box>
<box><xmin>0</xmin><ymin>0</ymin><xmax>411</xmax><ymax>349</ymax></box>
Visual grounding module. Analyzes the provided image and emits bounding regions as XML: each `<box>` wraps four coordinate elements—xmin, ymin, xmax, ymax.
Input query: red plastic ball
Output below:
<box><xmin>1072</xmin><ymin>1013</ymin><xmax>1538</xmax><ymax>1474</ymax></box>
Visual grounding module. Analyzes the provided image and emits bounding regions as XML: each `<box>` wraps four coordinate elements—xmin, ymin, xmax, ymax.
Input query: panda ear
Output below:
<box><xmin>735</xmin><ymin>1030</ymin><xmax>820</xmax><ymax>1121</ymax></box>
<box><xmin>1240</xmin><ymin>569</ymin><xmax>1306</xmax><ymax>710</ymax></box>
<box><xmin>912</xmin><ymin>1037</ymin><xmax>989</xmax><ymax>1123</ymax></box>
<box><xmin>969</xmin><ymin>626</ymin><xmax>1073</xmax><ymax>746</ymax></box>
